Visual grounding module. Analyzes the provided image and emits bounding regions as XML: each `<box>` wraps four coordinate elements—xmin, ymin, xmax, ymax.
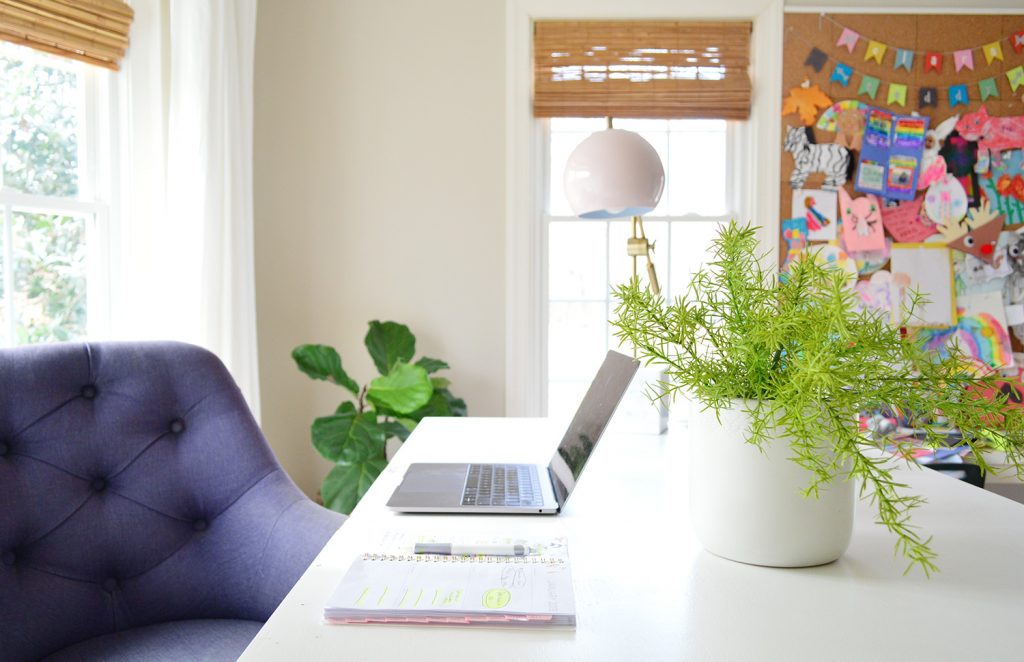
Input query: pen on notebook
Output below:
<box><xmin>413</xmin><ymin>543</ymin><xmax>528</xmax><ymax>557</ymax></box>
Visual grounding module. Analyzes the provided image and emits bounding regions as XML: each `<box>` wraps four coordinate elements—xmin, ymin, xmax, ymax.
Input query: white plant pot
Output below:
<box><xmin>689</xmin><ymin>400</ymin><xmax>855</xmax><ymax>567</ymax></box>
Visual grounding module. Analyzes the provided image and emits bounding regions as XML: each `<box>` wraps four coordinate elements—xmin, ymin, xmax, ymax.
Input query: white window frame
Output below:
<box><xmin>0</xmin><ymin>44</ymin><xmax>113</xmax><ymax>345</ymax></box>
<box><xmin>505</xmin><ymin>0</ymin><xmax>784</xmax><ymax>416</ymax></box>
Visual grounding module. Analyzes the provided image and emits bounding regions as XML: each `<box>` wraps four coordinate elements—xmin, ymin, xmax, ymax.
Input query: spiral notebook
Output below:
<box><xmin>323</xmin><ymin>534</ymin><xmax>575</xmax><ymax>628</ymax></box>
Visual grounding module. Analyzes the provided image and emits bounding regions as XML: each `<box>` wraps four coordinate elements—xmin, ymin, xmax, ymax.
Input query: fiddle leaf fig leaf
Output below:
<box><xmin>377</xmin><ymin>420</ymin><xmax>412</xmax><ymax>442</ymax></box>
<box><xmin>321</xmin><ymin>458</ymin><xmax>387</xmax><ymax>515</ymax></box>
<box><xmin>291</xmin><ymin>344</ymin><xmax>359</xmax><ymax>395</ymax></box>
<box><xmin>365</xmin><ymin>321</ymin><xmax>415</xmax><ymax>374</ymax></box>
<box><xmin>335</xmin><ymin>401</ymin><xmax>357</xmax><ymax>415</ymax></box>
<box><xmin>311</xmin><ymin>411</ymin><xmax>386</xmax><ymax>463</ymax></box>
<box><xmin>367</xmin><ymin>363</ymin><xmax>433</xmax><ymax>414</ymax></box>
<box><xmin>415</xmin><ymin>357</ymin><xmax>449</xmax><ymax>374</ymax></box>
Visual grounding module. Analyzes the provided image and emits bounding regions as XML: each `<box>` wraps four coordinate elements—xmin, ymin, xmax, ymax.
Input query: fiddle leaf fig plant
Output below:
<box><xmin>612</xmin><ymin>221</ymin><xmax>1024</xmax><ymax>575</ymax></box>
<box><xmin>293</xmin><ymin>321</ymin><xmax>466</xmax><ymax>514</ymax></box>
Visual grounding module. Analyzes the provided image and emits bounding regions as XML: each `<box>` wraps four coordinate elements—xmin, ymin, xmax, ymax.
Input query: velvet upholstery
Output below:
<box><xmin>0</xmin><ymin>342</ymin><xmax>345</xmax><ymax>661</ymax></box>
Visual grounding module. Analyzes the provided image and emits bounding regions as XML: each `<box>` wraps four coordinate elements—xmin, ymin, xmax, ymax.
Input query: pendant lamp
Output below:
<box><xmin>563</xmin><ymin>126</ymin><xmax>665</xmax><ymax>293</ymax></box>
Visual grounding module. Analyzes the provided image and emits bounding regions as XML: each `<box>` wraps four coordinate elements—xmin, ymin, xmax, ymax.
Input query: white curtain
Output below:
<box><xmin>109</xmin><ymin>0</ymin><xmax>261</xmax><ymax>418</ymax></box>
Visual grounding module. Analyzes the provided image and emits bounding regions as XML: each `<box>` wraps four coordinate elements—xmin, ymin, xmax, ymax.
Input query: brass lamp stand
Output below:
<box><xmin>628</xmin><ymin>215</ymin><xmax>660</xmax><ymax>295</ymax></box>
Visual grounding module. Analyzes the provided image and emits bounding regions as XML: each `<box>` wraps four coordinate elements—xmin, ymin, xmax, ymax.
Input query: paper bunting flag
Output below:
<box><xmin>837</xmin><ymin>28</ymin><xmax>860</xmax><ymax>53</ymax></box>
<box><xmin>887</xmin><ymin>83</ymin><xmax>907</xmax><ymax>107</ymax></box>
<box><xmin>894</xmin><ymin>49</ymin><xmax>914</xmax><ymax>71</ymax></box>
<box><xmin>983</xmin><ymin>41</ymin><xmax>1003</xmax><ymax>65</ymax></box>
<box><xmin>1013</xmin><ymin>31</ymin><xmax>1024</xmax><ymax>55</ymax></box>
<box><xmin>1008</xmin><ymin>66</ymin><xmax>1024</xmax><ymax>93</ymax></box>
<box><xmin>919</xmin><ymin>87</ymin><xmax>938</xmax><ymax>109</ymax></box>
<box><xmin>804</xmin><ymin>47</ymin><xmax>827</xmax><ymax>73</ymax></box>
<box><xmin>979</xmin><ymin>77</ymin><xmax>999</xmax><ymax>101</ymax></box>
<box><xmin>831</xmin><ymin>62</ymin><xmax>853</xmax><ymax>87</ymax></box>
<box><xmin>949</xmin><ymin>84</ymin><xmax>969</xmax><ymax>108</ymax></box>
<box><xmin>864</xmin><ymin>40</ymin><xmax>887</xmax><ymax>64</ymax></box>
<box><xmin>859</xmin><ymin>75</ymin><xmax>880</xmax><ymax>100</ymax></box>
<box><xmin>954</xmin><ymin>49</ymin><xmax>974</xmax><ymax>72</ymax></box>
<box><xmin>925</xmin><ymin>53</ymin><xmax>942</xmax><ymax>73</ymax></box>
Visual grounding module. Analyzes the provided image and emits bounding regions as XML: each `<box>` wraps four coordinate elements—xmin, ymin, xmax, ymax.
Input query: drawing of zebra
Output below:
<box><xmin>784</xmin><ymin>125</ymin><xmax>850</xmax><ymax>190</ymax></box>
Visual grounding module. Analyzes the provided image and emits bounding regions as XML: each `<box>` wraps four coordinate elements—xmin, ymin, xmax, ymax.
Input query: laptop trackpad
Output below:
<box><xmin>390</xmin><ymin>463</ymin><xmax>468</xmax><ymax>507</ymax></box>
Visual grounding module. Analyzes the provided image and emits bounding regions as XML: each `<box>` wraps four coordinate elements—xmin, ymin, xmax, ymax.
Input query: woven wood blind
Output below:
<box><xmin>534</xmin><ymin>20</ymin><xmax>752</xmax><ymax>120</ymax></box>
<box><xmin>0</xmin><ymin>0</ymin><xmax>133</xmax><ymax>71</ymax></box>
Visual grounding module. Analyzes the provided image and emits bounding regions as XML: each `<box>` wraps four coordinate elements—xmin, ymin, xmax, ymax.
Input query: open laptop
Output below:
<box><xmin>387</xmin><ymin>350</ymin><xmax>640</xmax><ymax>514</ymax></box>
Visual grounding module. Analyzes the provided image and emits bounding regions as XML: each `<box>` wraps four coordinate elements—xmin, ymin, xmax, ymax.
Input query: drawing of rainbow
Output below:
<box><xmin>956</xmin><ymin>313</ymin><xmax>1013</xmax><ymax>370</ymax></box>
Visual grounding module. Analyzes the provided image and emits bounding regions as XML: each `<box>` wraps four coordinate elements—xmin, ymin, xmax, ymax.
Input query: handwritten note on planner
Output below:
<box><xmin>323</xmin><ymin>536</ymin><xmax>575</xmax><ymax>628</ymax></box>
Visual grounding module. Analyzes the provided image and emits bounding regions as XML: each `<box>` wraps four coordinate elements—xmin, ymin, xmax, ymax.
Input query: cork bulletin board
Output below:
<box><xmin>780</xmin><ymin>12</ymin><xmax>1024</xmax><ymax>367</ymax></box>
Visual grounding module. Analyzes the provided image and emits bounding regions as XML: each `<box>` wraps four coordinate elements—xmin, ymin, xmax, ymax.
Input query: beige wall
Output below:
<box><xmin>254</xmin><ymin>0</ymin><xmax>506</xmax><ymax>495</ymax></box>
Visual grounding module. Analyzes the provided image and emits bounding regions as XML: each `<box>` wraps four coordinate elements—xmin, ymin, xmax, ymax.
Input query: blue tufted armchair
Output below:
<box><xmin>0</xmin><ymin>342</ymin><xmax>345</xmax><ymax>661</ymax></box>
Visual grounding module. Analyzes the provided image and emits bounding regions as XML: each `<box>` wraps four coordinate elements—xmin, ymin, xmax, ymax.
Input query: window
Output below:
<box><xmin>0</xmin><ymin>41</ymin><xmax>107</xmax><ymax>346</ymax></box>
<box><xmin>545</xmin><ymin>117</ymin><xmax>742</xmax><ymax>418</ymax></box>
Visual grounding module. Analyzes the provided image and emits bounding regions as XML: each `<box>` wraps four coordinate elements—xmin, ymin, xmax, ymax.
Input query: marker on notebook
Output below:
<box><xmin>413</xmin><ymin>543</ymin><xmax>528</xmax><ymax>557</ymax></box>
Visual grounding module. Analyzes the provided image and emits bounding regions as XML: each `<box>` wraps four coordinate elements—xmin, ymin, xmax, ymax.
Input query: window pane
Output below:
<box><xmin>669</xmin><ymin>220</ymin><xmax>721</xmax><ymax>298</ymax></box>
<box><xmin>549</xmin><ymin>221</ymin><xmax>607</xmax><ymax>300</ymax></box>
<box><xmin>548</xmin><ymin>301</ymin><xmax>608</xmax><ymax>383</ymax></box>
<box><xmin>667</xmin><ymin>127</ymin><xmax>726</xmax><ymax>216</ymax></box>
<box><xmin>0</xmin><ymin>43</ymin><xmax>80</xmax><ymax>196</ymax></box>
<box><xmin>12</xmin><ymin>211</ymin><xmax>87</xmax><ymax>343</ymax></box>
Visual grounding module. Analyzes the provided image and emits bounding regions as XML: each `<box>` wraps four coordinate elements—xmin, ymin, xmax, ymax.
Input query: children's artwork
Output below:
<box><xmin>855</xmin><ymin>270</ymin><xmax>895</xmax><ymax>316</ymax></box>
<box><xmin>1004</xmin><ymin>233</ymin><xmax>1024</xmax><ymax>342</ymax></box>
<box><xmin>955</xmin><ymin>106</ymin><xmax>1024</xmax><ymax>170</ymax></box>
<box><xmin>781</xmin><ymin>216</ymin><xmax>809</xmax><ymax>272</ymax></box>
<box><xmin>979</xmin><ymin>149</ymin><xmax>1024</xmax><ymax>224</ymax></box>
<box><xmin>939</xmin><ymin>130</ymin><xmax>982</xmax><ymax>207</ymax></box>
<box><xmin>941</xmin><ymin>201</ymin><xmax>1004</xmax><ymax>264</ymax></box>
<box><xmin>812</xmin><ymin>244</ymin><xmax>858</xmax><ymax>285</ymax></box>
<box><xmin>955</xmin><ymin>292</ymin><xmax>1014</xmax><ymax>370</ymax></box>
<box><xmin>855</xmin><ymin>108</ymin><xmax>928</xmax><ymax>201</ymax></box>
<box><xmin>782</xmin><ymin>81</ymin><xmax>834</xmax><ymax>126</ymax></box>
<box><xmin>838</xmin><ymin>188</ymin><xmax>885</xmax><ymax>252</ymax></box>
<box><xmin>833</xmin><ymin>108</ymin><xmax>866</xmax><ymax>151</ymax></box>
<box><xmin>918</xmin><ymin>115</ymin><xmax>959</xmax><ymax>190</ymax></box>
<box><xmin>923</xmin><ymin>174</ymin><xmax>968</xmax><ymax>226</ymax></box>
<box><xmin>889</xmin><ymin>244</ymin><xmax>956</xmax><ymax>327</ymax></box>
<box><xmin>880</xmin><ymin>197</ymin><xmax>937</xmax><ymax>243</ymax></box>
<box><xmin>815</xmin><ymin>100</ymin><xmax>867</xmax><ymax>131</ymax></box>
<box><xmin>784</xmin><ymin>126</ymin><xmax>850</xmax><ymax>190</ymax></box>
<box><xmin>791</xmin><ymin>188</ymin><xmax>837</xmax><ymax>241</ymax></box>
<box><xmin>954</xmin><ymin>231</ymin><xmax>1015</xmax><ymax>295</ymax></box>
<box><xmin>845</xmin><ymin>237</ymin><xmax>891</xmax><ymax>275</ymax></box>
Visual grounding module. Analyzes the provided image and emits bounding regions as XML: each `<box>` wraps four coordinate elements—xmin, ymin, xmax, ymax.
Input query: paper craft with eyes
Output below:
<box><xmin>918</xmin><ymin>115</ymin><xmax>958</xmax><ymax>190</ymax></box>
<box><xmin>838</xmin><ymin>188</ymin><xmax>886</xmax><ymax>252</ymax></box>
<box><xmin>941</xmin><ymin>200</ymin><xmax>1004</xmax><ymax>264</ymax></box>
<box><xmin>1005</xmin><ymin>232</ymin><xmax>1024</xmax><ymax>343</ymax></box>
<box><xmin>955</xmin><ymin>106</ymin><xmax>1024</xmax><ymax>171</ymax></box>
<box><xmin>784</xmin><ymin>125</ymin><xmax>850</xmax><ymax>190</ymax></box>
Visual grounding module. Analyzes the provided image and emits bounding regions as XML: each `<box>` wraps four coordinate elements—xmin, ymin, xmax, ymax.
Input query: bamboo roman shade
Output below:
<box><xmin>0</xmin><ymin>0</ymin><xmax>133</xmax><ymax>70</ymax></box>
<box><xmin>534</xmin><ymin>20</ymin><xmax>752</xmax><ymax>120</ymax></box>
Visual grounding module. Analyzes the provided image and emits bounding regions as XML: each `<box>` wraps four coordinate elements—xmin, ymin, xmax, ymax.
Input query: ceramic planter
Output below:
<box><xmin>688</xmin><ymin>400</ymin><xmax>855</xmax><ymax>567</ymax></box>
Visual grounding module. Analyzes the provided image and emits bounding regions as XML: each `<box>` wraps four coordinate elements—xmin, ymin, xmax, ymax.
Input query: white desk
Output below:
<box><xmin>241</xmin><ymin>417</ymin><xmax>1024</xmax><ymax>662</ymax></box>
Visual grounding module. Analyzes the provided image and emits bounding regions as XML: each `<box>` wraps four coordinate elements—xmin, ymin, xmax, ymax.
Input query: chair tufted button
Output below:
<box><xmin>193</xmin><ymin>519</ymin><xmax>208</xmax><ymax>532</ymax></box>
<box><xmin>102</xmin><ymin>578</ymin><xmax>118</xmax><ymax>593</ymax></box>
<box><xmin>0</xmin><ymin>441</ymin><xmax>8</xmax><ymax>457</ymax></box>
<box><xmin>81</xmin><ymin>384</ymin><xmax>98</xmax><ymax>400</ymax></box>
<box><xmin>169</xmin><ymin>419</ymin><xmax>186</xmax><ymax>434</ymax></box>
<box><xmin>1</xmin><ymin>551</ymin><xmax>15</xmax><ymax>566</ymax></box>
<box><xmin>91</xmin><ymin>477</ymin><xmax>107</xmax><ymax>493</ymax></box>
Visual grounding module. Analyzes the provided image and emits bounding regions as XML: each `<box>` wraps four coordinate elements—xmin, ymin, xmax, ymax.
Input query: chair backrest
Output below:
<box><xmin>0</xmin><ymin>342</ymin><xmax>337</xmax><ymax>660</ymax></box>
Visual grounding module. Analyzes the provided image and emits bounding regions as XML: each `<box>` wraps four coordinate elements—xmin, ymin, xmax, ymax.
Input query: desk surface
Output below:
<box><xmin>241</xmin><ymin>417</ymin><xmax>1024</xmax><ymax>662</ymax></box>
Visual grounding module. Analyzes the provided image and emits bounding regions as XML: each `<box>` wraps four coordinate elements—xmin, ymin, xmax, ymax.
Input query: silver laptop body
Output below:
<box><xmin>386</xmin><ymin>350</ymin><xmax>640</xmax><ymax>514</ymax></box>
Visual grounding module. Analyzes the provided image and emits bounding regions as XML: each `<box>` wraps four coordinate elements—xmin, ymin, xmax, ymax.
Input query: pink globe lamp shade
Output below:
<box><xmin>563</xmin><ymin>128</ymin><xmax>665</xmax><ymax>219</ymax></box>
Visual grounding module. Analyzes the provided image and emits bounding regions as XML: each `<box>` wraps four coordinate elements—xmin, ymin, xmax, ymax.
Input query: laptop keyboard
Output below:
<box><xmin>462</xmin><ymin>464</ymin><xmax>544</xmax><ymax>507</ymax></box>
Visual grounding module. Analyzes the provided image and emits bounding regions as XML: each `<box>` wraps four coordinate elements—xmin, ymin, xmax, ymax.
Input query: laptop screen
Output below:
<box><xmin>547</xmin><ymin>350</ymin><xmax>640</xmax><ymax>504</ymax></box>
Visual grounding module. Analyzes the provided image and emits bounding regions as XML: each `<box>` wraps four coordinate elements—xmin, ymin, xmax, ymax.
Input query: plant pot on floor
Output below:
<box><xmin>688</xmin><ymin>401</ymin><xmax>855</xmax><ymax>568</ymax></box>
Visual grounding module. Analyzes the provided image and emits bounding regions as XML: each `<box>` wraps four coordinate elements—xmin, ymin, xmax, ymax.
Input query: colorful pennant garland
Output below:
<box><xmin>821</xmin><ymin>14</ymin><xmax>1024</xmax><ymax>74</ymax></box>
<box><xmin>802</xmin><ymin>40</ymin><xmax>1024</xmax><ymax>110</ymax></box>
